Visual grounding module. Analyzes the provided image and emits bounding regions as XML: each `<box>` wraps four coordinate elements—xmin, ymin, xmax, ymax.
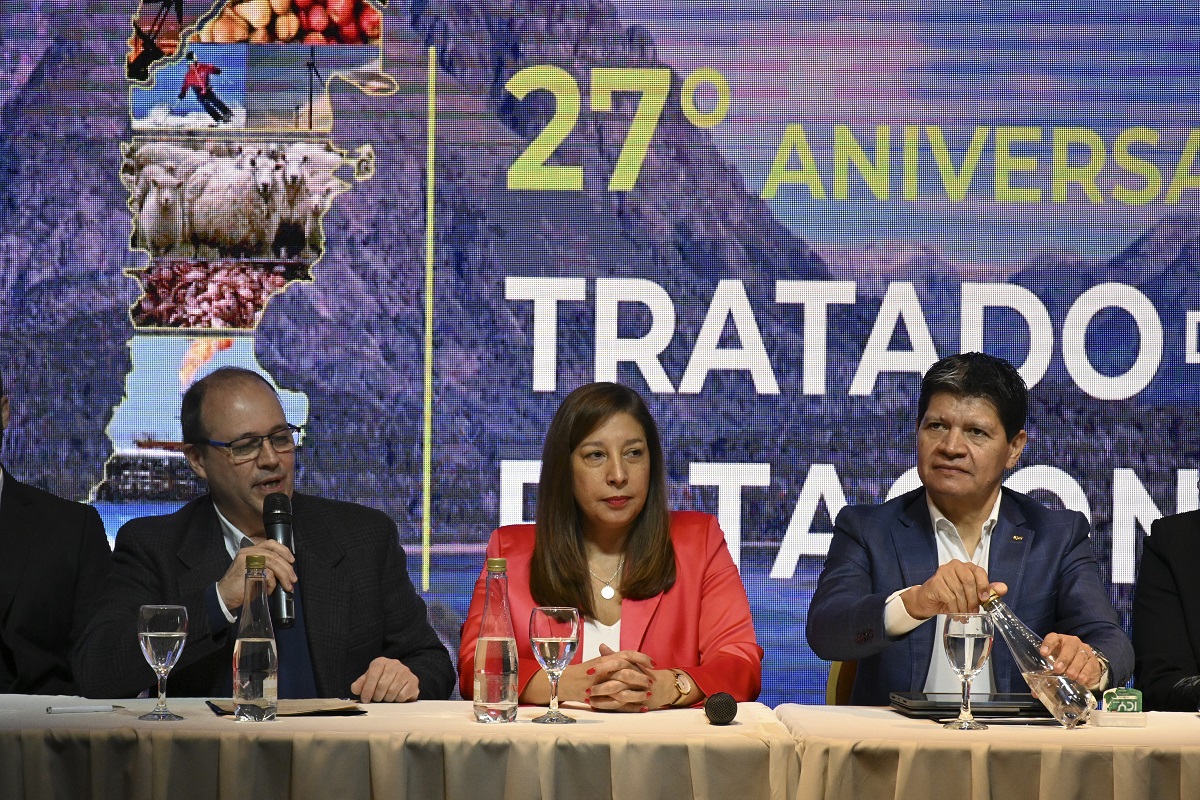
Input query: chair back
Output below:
<box><xmin>825</xmin><ymin>660</ymin><xmax>857</xmax><ymax>705</ymax></box>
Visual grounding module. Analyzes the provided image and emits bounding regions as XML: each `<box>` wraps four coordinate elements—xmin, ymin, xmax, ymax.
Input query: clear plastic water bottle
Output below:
<box><xmin>233</xmin><ymin>554</ymin><xmax>279</xmax><ymax>722</ymax></box>
<box><xmin>981</xmin><ymin>591</ymin><xmax>1096</xmax><ymax>728</ymax></box>
<box><xmin>473</xmin><ymin>557</ymin><xmax>518</xmax><ymax>723</ymax></box>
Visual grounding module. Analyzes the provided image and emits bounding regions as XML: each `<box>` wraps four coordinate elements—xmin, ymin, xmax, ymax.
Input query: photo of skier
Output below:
<box><xmin>178</xmin><ymin>50</ymin><xmax>232</xmax><ymax>123</ymax></box>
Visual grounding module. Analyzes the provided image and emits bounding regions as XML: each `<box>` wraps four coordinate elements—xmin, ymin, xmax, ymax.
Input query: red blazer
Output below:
<box><xmin>459</xmin><ymin>511</ymin><xmax>762</xmax><ymax>702</ymax></box>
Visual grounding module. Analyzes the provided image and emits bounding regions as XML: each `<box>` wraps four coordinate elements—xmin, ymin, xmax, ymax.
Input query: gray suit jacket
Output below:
<box><xmin>0</xmin><ymin>470</ymin><xmax>111</xmax><ymax>693</ymax></box>
<box><xmin>806</xmin><ymin>487</ymin><xmax>1133</xmax><ymax>705</ymax></box>
<box><xmin>73</xmin><ymin>493</ymin><xmax>454</xmax><ymax>699</ymax></box>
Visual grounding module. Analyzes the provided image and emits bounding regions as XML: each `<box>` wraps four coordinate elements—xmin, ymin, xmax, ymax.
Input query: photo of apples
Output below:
<box><xmin>193</xmin><ymin>0</ymin><xmax>382</xmax><ymax>45</ymax></box>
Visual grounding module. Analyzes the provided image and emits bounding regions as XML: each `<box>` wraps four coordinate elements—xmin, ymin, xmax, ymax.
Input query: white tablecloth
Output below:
<box><xmin>776</xmin><ymin>704</ymin><xmax>1200</xmax><ymax>800</ymax></box>
<box><xmin>0</xmin><ymin>696</ymin><xmax>797</xmax><ymax>800</ymax></box>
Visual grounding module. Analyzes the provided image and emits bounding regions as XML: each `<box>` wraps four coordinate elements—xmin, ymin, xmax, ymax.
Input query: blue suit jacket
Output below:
<box><xmin>806</xmin><ymin>487</ymin><xmax>1133</xmax><ymax>705</ymax></box>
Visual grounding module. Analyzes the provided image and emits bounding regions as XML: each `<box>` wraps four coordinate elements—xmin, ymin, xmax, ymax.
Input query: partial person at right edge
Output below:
<box><xmin>1133</xmin><ymin>509</ymin><xmax>1200</xmax><ymax>710</ymax></box>
<box><xmin>0</xmin><ymin>367</ymin><xmax>112</xmax><ymax>694</ymax></box>
<box><xmin>807</xmin><ymin>352</ymin><xmax>1133</xmax><ymax>704</ymax></box>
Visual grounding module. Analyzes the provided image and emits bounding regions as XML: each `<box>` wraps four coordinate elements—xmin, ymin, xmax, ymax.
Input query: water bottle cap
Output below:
<box><xmin>246</xmin><ymin>555</ymin><xmax>267</xmax><ymax>569</ymax></box>
<box><xmin>486</xmin><ymin>558</ymin><xmax>507</xmax><ymax>572</ymax></box>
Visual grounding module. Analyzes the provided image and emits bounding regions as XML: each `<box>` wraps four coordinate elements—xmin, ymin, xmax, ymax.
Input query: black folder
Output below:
<box><xmin>889</xmin><ymin>691</ymin><xmax>1050</xmax><ymax>719</ymax></box>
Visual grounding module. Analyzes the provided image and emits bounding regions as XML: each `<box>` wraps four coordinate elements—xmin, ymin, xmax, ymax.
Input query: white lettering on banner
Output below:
<box><xmin>499</xmin><ymin>461</ymin><xmax>1199</xmax><ymax>585</ymax></box>
<box><xmin>886</xmin><ymin>466</ymin><xmax>921</xmax><ymax>500</ymax></box>
<box><xmin>507</xmin><ymin>278</ymin><xmax>1177</xmax><ymax>400</ymax></box>
<box><xmin>689</xmin><ymin>462</ymin><xmax>772</xmax><ymax>568</ymax></box>
<box><xmin>499</xmin><ymin>460</ymin><xmax>542</xmax><ymax>526</ymax></box>
<box><xmin>775</xmin><ymin>280</ymin><xmax>857</xmax><ymax>394</ymax></box>
<box><xmin>1005</xmin><ymin>465</ymin><xmax>1092</xmax><ymax>521</ymax></box>
<box><xmin>505</xmin><ymin>277</ymin><xmax>586</xmax><ymax>392</ymax></box>
<box><xmin>679</xmin><ymin>281</ymin><xmax>780</xmax><ymax>394</ymax></box>
<box><xmin>1061</xmin><ymin>283</ymin><xmax>1162</xmax><ymax>400</ymax></box>
<box><xmin>1108</xmin><ymin>470</ymin><xmax>1200</xmax><ymax>582</ymax></box>
<box><xmin>960</xmin><ymin>282</ymin><xmax>1054</xmax><ymax>387</ymax></box>
<box><xmin>1112</xmin><ymin>468</ymin><xmax>1162</xmax><ymax>584</ymax></box>
<box><xmin>1111</xmin><ymin>469</ymin><xmax>1200</xmax><ymax>583</ymax></box>
<box><xmin>849</xmin><ymin>282</ymin><xmax>940</xmax><ymax>395</ymax></box>
<box><xmin>1187</xmin><ymin>311</ymin><xmax>1200</xmax><ymax>364</ymax></box>
<box><xmin>770</xmin><ymin>464</ymin><xmax>847</xmax><ymax>579</ymax></box>
<box><xmin>595</xmin><ymin>278</ymin><xmax>676</xmax><ymax>393</ymax></box>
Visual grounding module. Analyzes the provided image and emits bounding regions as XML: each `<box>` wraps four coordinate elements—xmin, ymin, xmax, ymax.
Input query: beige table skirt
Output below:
<box><xmin>775</xmin><ymin>704</ymin><xmax>1200</xmax><ymax>800</ymax></box>
<box><xmin>0</xmin><ymin>696</ymin><xmax>797</xmax><ymax>800</ymax></box>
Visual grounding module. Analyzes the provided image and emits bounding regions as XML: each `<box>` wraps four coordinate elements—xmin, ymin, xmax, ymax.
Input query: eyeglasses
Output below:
<box><xmin>203</xmin><ymin>424</ymin><xmax>303</xmax><ymax>464</ymax></box>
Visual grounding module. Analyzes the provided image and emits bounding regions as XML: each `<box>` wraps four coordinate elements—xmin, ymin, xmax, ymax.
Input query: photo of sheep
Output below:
<box><xmin>122</xmin><ymin>135</ymin><xmax>363</xmax><ymax>328</ymax></box>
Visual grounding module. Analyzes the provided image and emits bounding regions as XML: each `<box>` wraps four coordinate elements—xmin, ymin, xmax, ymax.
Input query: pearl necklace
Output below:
<box><xmin>588</xmin><ymin>554</ymin><xmax>625</xmax><ymax>600</ymax></box>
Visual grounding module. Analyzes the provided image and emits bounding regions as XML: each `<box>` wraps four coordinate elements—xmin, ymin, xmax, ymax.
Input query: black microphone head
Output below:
<box><xmin>263</xmin><ymin>492</ymin><xmax>292</xmax><ymax>522</ymax></box>
<box><xmin>704</xmin><ymin>692</ymin><xmax>737</xmax><ymax>726</ymax></box>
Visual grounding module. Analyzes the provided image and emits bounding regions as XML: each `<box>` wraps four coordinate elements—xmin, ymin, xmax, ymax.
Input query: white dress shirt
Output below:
<box><xmin>883</xmin><ymin>494</ymin><xmax>1001</xmax><ymax>695</ymax></box>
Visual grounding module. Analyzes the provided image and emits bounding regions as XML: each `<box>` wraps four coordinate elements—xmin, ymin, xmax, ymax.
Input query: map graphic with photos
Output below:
<box><xmin>104</xmin><ymin>0</ymin><xmax>394</xmax><ymax>508</ymax></box>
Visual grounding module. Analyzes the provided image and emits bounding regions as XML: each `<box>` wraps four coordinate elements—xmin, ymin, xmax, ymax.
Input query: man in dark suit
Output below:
<box><xmin>0</xmin><ymin>369</ymin><xmax>112</xmax><ymax>694</ymax></box>
<box><xmin>74</xmin><ymin>367</ymin><xmax>454</xmax><ymax>701</ymax></box>
<box><xmin>1133</xmin><ymin>510</ymin><xmax>1200</xmax><ymax>710</ymax></box>
<box><xmin>807</xmin><ymin>353</ymin><xmax>1132</xmax><ymax>705</ymax></box>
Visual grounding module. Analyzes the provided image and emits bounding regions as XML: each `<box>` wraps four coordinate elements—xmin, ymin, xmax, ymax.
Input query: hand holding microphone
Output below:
<box><xmin>263</xmin><ymin>492</ymin><xmax>295</xmax><ymax>628</ymax></box>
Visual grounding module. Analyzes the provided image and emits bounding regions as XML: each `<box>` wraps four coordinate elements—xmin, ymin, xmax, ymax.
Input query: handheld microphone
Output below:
<box><xmin>263</xmin><ymin>492</ymin><xmax>295</xmax><ymax>629</ymax></box>
<box><xmin>704</xmin><ymin>692</ymin><xmax>737</xmax><ymax>726</ymax></box>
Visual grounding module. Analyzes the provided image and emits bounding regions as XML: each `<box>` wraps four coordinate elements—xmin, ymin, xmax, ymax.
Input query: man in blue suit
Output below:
<box><xmin>806</xmin><ymin>353</ymin><xmax>1132</xmax><ymax>705</ymax></box>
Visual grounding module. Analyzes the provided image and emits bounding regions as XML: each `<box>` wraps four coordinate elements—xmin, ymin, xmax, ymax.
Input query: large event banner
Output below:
<box><xmin>1</xmin><ymin>3</ymin><xmax>1198</xmax><ymax>705</ymax></box>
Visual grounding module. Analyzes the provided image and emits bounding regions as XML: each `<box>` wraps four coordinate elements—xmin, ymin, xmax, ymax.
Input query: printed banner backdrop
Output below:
<box><xmin>1</xmin><ymin>2</ymin><xmax>1198</xmax><ymax>706</ymax></box>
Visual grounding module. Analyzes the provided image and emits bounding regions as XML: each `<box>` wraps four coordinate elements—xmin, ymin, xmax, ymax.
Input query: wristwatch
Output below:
<box><xmin>1090</xmin><ymin>647</ymin><xmax>1111</xmax><ymax>688</ymax></box>
<box><xmin>670</xmin><ymin>669</ymin><xmax>693</xmax><ymax>706</ymax></box>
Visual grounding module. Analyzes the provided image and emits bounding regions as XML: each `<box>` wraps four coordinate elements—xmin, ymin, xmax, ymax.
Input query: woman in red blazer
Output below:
<box><xmin>460</xmin><ymin>382</ymin><xmax>762</xmax><ymax>711</ymax></box>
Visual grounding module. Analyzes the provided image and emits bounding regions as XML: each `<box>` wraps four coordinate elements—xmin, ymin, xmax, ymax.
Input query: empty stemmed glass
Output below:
<box><xmin>137</xmin><ymin>604</ymin><xmax>188</xmax><ymax>721</ymax></box>
<box><xmin>942</xmin><ymin>612</ymin><xmax>994</xmax><ymax>730</ymax></box>
<box><xmin>530</xmin><ymin>606</ymin><xmax>580</xmax><ymax>724</ymax></box>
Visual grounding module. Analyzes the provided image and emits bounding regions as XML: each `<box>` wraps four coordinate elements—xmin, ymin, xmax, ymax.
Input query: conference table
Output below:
<box><xmin>775</xmin><ymin>704</ymin><xmax>1200</xmax><ymax>800</ymax></box>
<box><xmin>0</xmin><ymin>696</ymin><xmax>797</xmax><ymax>800</ymax></box>
<box><xmin>7</xmin><ymin>697</ymin><xmax>1200</xmax><ymax>800</ymax></box>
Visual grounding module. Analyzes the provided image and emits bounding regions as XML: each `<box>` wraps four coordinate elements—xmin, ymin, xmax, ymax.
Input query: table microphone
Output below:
<box><xmin>704</xmin><ymin>692</ymin><xmax>737</xmax><ymax>726</ymax></box>
<box><xmin>263</xmin><ymin>492</ymin><xmax>295</xmax><ymax>628</ymax></box>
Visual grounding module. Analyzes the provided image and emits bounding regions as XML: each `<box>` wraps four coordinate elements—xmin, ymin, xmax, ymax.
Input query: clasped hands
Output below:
<box><xmin>902</xmin><ymin>559</ymin><xmax>1106</xmax><ymax>689</ymax></box>
<box><xmin>537</xmin><ymin>643</ymin><xmax>686</xmax><ymax>712</ymax></box>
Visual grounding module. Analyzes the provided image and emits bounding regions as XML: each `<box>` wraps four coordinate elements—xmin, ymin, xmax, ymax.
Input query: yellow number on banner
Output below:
<box><xmin>506</xmin><ymin>65</ymin><xmax>583</xmax><ymax>191</ymax></box>
<box><xmin>590</xmin><ymin>68</ymin><xmax>671</xmax><ymax>191</ymax></box>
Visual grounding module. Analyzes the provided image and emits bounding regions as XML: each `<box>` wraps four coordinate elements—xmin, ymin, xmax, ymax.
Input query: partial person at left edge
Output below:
<box><xmin>0</xmin><ymin>366</ymin><xmax>112</xmax><ymax>694</ymax></box>
<box><xmin>73</xmin><ymin>366</ymin><xmax>455</xmax><ymax>702</ymax></box>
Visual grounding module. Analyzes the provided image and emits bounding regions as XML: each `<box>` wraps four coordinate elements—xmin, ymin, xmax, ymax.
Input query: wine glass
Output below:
<box><xmin>942</xmin><ymin>612</ymin><xmax>994</xmax><ymax>730</ymax></box>
<box><xmin>530</xmin><ymin>606</ymin><xmax>580</xmax><ymax>724</ymax></box>
<box><xmin>138</xmin><ymin>604</ymin><xmax>188</xmax><ymax>721</ymax></box>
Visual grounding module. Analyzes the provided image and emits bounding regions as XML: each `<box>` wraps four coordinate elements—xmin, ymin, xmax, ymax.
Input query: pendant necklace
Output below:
<box><xmin>589</xmin><ymin>554</ymin><xmax>625</xmax><ymax>600</ymax></box>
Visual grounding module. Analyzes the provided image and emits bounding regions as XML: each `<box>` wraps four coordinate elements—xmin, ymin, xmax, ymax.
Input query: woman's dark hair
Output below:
<box><xmin>530</xmin><ymin>382</ymin><xmax>675</xmax><ymax>617</ymax></box>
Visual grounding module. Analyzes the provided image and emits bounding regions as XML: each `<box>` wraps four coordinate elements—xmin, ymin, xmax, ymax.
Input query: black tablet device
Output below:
<box><xmin>889</xmin><ymin>691</ymin><xmax>1050</xmax><ymax>719</ymax></box>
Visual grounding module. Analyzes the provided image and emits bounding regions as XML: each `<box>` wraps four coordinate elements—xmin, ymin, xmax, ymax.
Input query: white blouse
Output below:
<box><xmin>581</xmin><ymin>617</ymin><xmax>621</xmax><ymax>661</ymax></box>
